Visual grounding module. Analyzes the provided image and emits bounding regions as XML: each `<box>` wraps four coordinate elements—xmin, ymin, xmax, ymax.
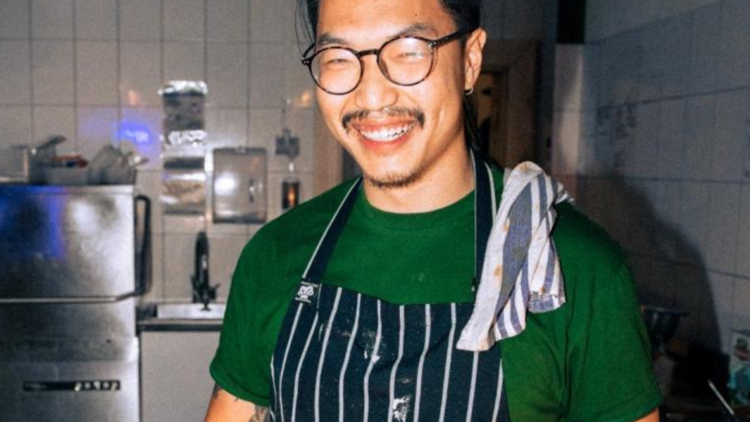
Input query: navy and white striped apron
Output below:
<box><xmin>270</xmin><ymin>152</ymin><xmax>511</xmax><ymax>422</ymax></box>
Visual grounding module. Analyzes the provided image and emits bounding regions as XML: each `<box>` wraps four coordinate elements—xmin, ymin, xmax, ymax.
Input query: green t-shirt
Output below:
<box><xmin>210</xmin><ymin>168</ymin><xmax>662</xmax><ymax>422</ymax></box>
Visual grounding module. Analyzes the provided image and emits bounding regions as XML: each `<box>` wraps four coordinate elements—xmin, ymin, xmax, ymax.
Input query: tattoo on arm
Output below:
<box><xmin>248</xmin><ymin>405</ymin><xmax>270</xmax><ymax>422</ymax></box>
<box><xmin>211</xmin><ymin>384</ymin><xmax>269</xmax><ymax>420</ymax></box>
<box><xmin>211</xmin><ymin>384</ymin><xmax>242</xmax><ymax>402</ymax></box>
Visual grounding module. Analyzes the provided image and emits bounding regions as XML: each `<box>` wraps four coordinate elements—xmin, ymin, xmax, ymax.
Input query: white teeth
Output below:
<box><xmin>359</xmin><ymin>124</ymin><xmax>412</xmax><ymax>142</ymax></box>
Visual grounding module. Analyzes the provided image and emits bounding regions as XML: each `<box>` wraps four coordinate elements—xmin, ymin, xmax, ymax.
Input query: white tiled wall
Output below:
<box><xmin>586</xmin><ymin>0</ymin><xmax>723</xmax><ymax>42</ymax></box>
<box><xmin>552</xmin><ymin>0</ymin><xmax>750</xmax><ymax>352</ymax></box>
<box><xmin>0</xmin><ymin>0</ymin><xmax>316</xmax><ymax>303</ymax></box>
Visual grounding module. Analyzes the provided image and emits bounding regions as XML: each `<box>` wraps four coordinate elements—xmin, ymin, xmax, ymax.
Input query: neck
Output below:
<box><xmin>362</xmin><ymin>148</ymin><xmax>475</xmax><ymax>214</ymax></box>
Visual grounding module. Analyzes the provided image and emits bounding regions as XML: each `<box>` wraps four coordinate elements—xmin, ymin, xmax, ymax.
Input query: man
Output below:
<box><xmin>204</xmin><ymin>0</ymin><xmax>662</xmax><ymax>421</ymax></box>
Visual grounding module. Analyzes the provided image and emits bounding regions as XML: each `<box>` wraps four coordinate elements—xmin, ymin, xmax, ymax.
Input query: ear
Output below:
<box><xmin>463</xmin><ymin>28</ymin><xmax>487</xmax><ymax>90</ymax></box>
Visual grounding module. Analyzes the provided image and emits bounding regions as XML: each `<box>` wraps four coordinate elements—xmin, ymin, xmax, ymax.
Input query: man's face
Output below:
<box><xmin>315</xmin><ymin>0</ymin><xmax>484</xmax><ymax>190</ymax></box>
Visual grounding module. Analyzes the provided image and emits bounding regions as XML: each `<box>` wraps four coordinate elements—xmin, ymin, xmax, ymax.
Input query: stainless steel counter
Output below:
<box><xmin>137</xmin><ymin>319</ymin><xmax>223</xmax><ymax>332</ymax></box>
<box><xmin>136</xmin><ymin>303</ymin><xmax>224</xmax><ymax>332</ymax></box>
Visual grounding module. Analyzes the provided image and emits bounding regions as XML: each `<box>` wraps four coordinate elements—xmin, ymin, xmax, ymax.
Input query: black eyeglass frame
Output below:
<box><xmin>301</xmin><ymin>29</ymin><xmax>467</xmax><ymax>95</ymax></box>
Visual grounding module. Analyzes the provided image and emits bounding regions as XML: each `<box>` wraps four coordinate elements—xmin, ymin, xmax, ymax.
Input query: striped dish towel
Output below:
<box><xmin>457</xmin><ymin>162</ymin><xmax>572</xmax><ymax>352</ymax></box>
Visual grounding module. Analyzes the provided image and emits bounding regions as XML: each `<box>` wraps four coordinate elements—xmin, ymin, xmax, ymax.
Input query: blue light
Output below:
<box><xmin>116</xmin><ymin>121</ymin><xmax>153</xmax><ymax>145</ymax></box>
<box><xmin>0</xmin><ymin>187</ymin><xmax>66</xmax><ymax>261</ymax></box>
<box><xmin>45</xmin><ymin>194</ymin><xmax>67</xmax><ymax>260</ymax></box>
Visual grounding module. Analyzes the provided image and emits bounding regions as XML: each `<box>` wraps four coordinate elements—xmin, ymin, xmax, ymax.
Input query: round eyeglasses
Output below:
<box><xmin>301</xmin><ymin>30</ymin><xmax>466</xmax><ymax>95</ymax></box>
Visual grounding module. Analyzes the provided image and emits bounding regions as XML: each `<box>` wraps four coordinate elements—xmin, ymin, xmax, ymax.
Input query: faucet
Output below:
<box><xmin>192</xmin><ymin>231</ymin><xmax>218</xmax><ymax>309</ymax></box>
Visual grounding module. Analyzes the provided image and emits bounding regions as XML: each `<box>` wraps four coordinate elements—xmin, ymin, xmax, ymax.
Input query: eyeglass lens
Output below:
<box><xmin>309</xmin><ymin>37</ymin><xmax>434</xmax><ymax>94</ymax></box>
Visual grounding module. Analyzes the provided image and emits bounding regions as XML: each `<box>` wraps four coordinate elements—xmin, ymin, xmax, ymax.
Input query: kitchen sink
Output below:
<box><xmin>154</xmin><ymin>303</ymin><xmax>227</xmax><ymax>320</ymax></box>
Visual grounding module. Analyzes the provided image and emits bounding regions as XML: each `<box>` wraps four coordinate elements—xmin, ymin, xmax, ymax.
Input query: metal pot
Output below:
<box><xmin>0</xmin><ymin>136</ymin><xmax>66</xmax><ymax>183</ymax></box>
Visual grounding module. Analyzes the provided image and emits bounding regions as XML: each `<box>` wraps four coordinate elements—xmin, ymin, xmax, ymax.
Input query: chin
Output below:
<box><xmin>364</xmin><ymin>167</ymin><xmax>423</xmax><ymax>190</ymax></box>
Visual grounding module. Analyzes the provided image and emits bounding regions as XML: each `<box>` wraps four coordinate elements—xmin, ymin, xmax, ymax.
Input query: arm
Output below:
<box><xmin>206</xmin><ymin>232</ymin><xmax>280</xmax><ymax>422</ymax></box>
<box><xmin>634</xmin><ymin>408</ymin><xmax>659</xmax><ymax>422</ymax></box>
<box><xmin>203</xmin><ymin>384</ymin><xmax>270</xmax><ymax>422</ymax></box>
<box><xmin>548</xmin><ymin>206</ymin><xmax>663</xmax><ymax>422</ymax></box>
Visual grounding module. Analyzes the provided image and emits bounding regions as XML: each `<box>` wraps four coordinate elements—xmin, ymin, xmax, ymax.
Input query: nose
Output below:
<box><xmin>353</xmin><ymin>55</ymin><xmax>398</xmax><ymax>111</ymax></box>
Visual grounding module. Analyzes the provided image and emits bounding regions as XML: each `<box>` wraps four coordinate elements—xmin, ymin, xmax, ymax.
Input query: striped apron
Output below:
<box><xmin>270</xmin><ymin>152</ymin><xmax>511</xmax><ymax>422</ymax></box>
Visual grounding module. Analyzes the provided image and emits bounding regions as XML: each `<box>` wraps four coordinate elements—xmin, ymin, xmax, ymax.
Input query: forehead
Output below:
<box><xmin>316</xmin><ymin>0</ymin><xmax>455</xmax><ymax>44</ymax></box>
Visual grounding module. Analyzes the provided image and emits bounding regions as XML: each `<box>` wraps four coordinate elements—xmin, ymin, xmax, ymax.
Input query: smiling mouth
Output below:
<box><xmin>356</xmin><ymin>123</ymin><xmax>416</xmax><ymax>142</ymax></box>
<box><xmin>342</xmin><ymin>107</ymin><xmax>426</xmax><ymax>145</ymax></box>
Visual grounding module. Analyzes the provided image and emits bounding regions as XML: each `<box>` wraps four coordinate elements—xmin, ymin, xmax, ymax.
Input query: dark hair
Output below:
<box><xmin>298</xmin><ymin>0</ymin><xmax>482</xmax><ymax>40</ymax></box>
<box><xmin>296</xmin><ymin>0</ymin><xmax>484</xmax><ymax>151</ymax></box>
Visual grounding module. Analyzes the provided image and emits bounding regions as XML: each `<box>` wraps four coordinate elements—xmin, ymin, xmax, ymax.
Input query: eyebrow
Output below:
<box><xmin>316</xmin><ymin>22</ymin><xmax>441</xmax><ymax>48</ymax></box>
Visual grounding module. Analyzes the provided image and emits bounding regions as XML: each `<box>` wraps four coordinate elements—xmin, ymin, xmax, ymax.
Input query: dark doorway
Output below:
<box><xmin>474</xmin><ymin>40</ymin><xmax>540</xmax><ymax>168</ymax></box>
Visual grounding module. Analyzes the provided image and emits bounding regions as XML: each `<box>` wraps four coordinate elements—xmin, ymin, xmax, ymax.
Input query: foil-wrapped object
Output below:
<box><xmin>159</xmin><ymin>81</ymin><xmax>208</xmax><ymax>147</ymax></box>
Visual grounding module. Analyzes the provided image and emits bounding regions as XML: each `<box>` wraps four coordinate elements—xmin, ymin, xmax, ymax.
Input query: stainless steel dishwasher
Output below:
<box><xmin>0</xmin><ymin>185</ymin><xmax>150</xmax><ymax>422</ymax></box>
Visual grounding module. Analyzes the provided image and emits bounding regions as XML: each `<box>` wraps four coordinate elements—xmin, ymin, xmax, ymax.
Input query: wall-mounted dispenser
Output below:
<box><xmin>212</xmin><ymin>147</ymin><xmax>267</xmax><ymax>224</ymax></box>
<box><xmin>161</xmin><ymin>156</ymin><xmax>206</xmax><ymax>215</ymax></box>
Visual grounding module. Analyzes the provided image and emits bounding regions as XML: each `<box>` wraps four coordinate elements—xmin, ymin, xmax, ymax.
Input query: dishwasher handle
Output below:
<box><xmin>0</xmin><ymin>194</ymin><xmax>153</xmax><ymax>306</ymax></box>
<box><xmin>0</xmin><ymin>291</ymin><xmax>149</xmax><ymax>305</ymax></box>
<box><xmin>135</xmin><ymin>194</ymin><xmax>152</xmax><ymax>298</ymax></box>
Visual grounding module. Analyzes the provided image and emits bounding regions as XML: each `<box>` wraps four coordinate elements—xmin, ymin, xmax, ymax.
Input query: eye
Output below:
<box><xmin>394</xmin><ymin>50</ymin><xmax>429</xmax><ymax>62</ymax></box>
<box><xmin>325</xmin><ymin>57</ymin><xmax>354</xmax><ymax>66</ymax></box>
<box><xmin>318</xmin><ymin>49</ymin><xmax>357</xmax><ymax>70</ymax></box>
<box><xmin>384</xmin><ymin>38</ymin><xmax>431</xmax><ymax>64</ymax></box>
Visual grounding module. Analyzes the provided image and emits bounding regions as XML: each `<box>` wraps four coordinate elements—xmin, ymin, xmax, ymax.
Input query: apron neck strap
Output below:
<box><xmin>473</xmin><ymin>153</ymin><xmax>495</xmax><ymax>287</ymax></box>
<box><xmin>301</xmin><ymin>149</ymin><xmax>495</xmax><ymax>285</ymax></box>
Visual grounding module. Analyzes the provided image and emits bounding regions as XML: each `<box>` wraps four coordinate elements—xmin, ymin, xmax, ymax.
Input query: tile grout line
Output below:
<box><xmin>204</xmin><ymin>0</ymin><xmax>208</xmax><ymax>85</ymax></box>
<box><xmin>0</xmin><ymin>102</ymin><xmax>248</xmax><ymax>110</ymax></box>
<box><xmin>116</xmin><ymin>0</ymin><xmax>122</xmax><ymax>138</ymax></box>
<box><xmin>203</xmin><ymin>0</ymin><xmax>210</xmax><ymax>236</ymax></box>
<box><xmin>72</xmin><ymin>0</ymin><xmax>78</xmax><ymax>150</ymax></box>
<box><xmin>592</xmin><ymin>85</ymin><xmax>750</xmax><ymax>112</ymax></box>
<box><xmin>28</xmin><ymin>0</ymin><xmax>34</xmax><ymax>145</ymax></box>
<box><xmin>676</xmin><ymin>85</ymin><xmax>688</xmax><ymax>252</ymax></box>
<box><xmin>159</xmin><ymin>0</ymin><xmax>164</xmax><ymax>89</ymax></box>
<box><xmin>251</xmin><ymin>1</ymin><xmax>253</xmax><ymax>155</ymax></box>
<box><xmin>159</xmin><ymin>0</ymin><xmax>166</xmax><ymax>300</ymax></box>
<box><xmin>626</xmin><ymin>251</ymin><xmax>750</xmax><ymax>283</ymax></box>
<box><xmin>0</xmin><ymin>36</ymin><xmax>253</xmax><ymax>43</ymax></box>
<box><xmin>576</xmin><ymin>175</ymin><xmax>750</xmax><ymax>187</ymax></box>
<box><xmin>730</xmin><ymin>182</ymin><xmax>744</xmax><ymax>285</ymax></box>
<box><xmin>247</xmin><ymin>0</ymin><xmax>258</xmax><ymax>234</ymax></box>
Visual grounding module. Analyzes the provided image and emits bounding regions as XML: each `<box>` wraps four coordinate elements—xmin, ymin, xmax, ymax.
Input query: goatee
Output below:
<box><xmin>365</xmin><ymin>167</ymin><xmax>424</xmax><ymax>190</ymax></box>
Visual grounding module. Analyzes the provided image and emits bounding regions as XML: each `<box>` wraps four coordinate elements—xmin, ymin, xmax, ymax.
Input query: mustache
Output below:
<box><xmin>342</xmin><ymin>107</ymin><xmax>425</xmax><ymax>131</ymax></box>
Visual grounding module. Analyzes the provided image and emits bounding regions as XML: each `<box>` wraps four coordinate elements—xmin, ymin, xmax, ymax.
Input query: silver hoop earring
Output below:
<box><xmin>465</xmin><ymin>86</ymin><xmax>474</xmax><ymax>96</ymax></box>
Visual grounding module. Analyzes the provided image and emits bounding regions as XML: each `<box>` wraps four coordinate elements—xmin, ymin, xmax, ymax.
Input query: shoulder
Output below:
<box><xmin>550</xmin><ymin>200</ymin><xmax>636</xmax><ymax>313</ymax></box>
<box><xmin>551</xmin><ymin>203</ymin><xmax>662</xmax><ymax>421</ymax></box>
<box><xmin>552</xmin><ymin>201</ymin><xmax>627</xmax><ymax>278</ymax></box>
<box><xmin>488</xmin><ymin>159</ymin><xmax>627</xmax><ymax>277</ymax></box>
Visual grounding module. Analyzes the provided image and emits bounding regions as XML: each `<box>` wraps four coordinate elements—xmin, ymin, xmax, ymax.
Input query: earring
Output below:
<box><xmin>464</xmin><ymin>86</ymin><xmax>474</xmax><ymax>96</ymax></box>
